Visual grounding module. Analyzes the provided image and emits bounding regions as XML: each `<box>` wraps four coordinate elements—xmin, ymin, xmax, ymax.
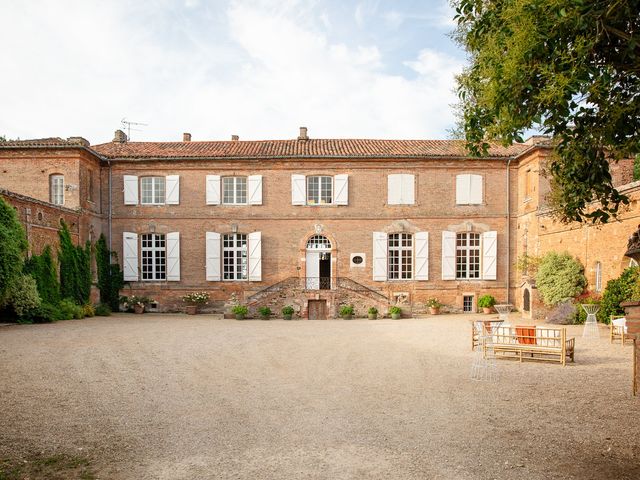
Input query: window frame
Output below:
<box><xmin>456</xmin><ymin>232</ymin><xmax>481</xmax><ymax>280</ymax></box>
<box><xmin>222</xmin><ymin>233</ymin><xmax>248</xmax><ymax>281</ymax></box>
<box><xmin>222</xmin><ymin>176</ymin><xmax>248</xmax><ymax>205</ymax></box>
<box><xmin>140</xmin><ymin>233</ymin><xmax>166</xmax><ymax>281</ymax></box>
<box><xmin>50</xmin><ymin>174</ymin><xmax>64</xmax><ymax>205</ymax></box>
<box><xmin>306</xmin><ymin>175</ymin><xmax>333</xmax><ymax>205</ymax></box>
<box><xmin>595</xmin><ymin>261</ymin><xmax>602</xmax><ymax>292</ymax></box>
<box><xmin>387</xmin><ymin>233</ymin><xmax>413</xmax><ymax>280</ymax></box>
<box><xmin>140</xmin><ymin>176</ymin><xmax>166</xmax><ymax>205</ymax></box>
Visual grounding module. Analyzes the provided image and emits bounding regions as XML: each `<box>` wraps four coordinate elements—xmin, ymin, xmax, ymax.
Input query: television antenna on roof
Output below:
<box><xmin>121</xmin><ymin>118</ymin><xmax>148</xmax><ymax>140</ymax></box>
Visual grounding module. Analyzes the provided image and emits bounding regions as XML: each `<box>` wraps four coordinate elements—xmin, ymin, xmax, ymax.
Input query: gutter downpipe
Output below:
<box><xmin>506</xmin><ymin>157</ymin><xmax>512</xmax><ymax>304</ymax></box>
<box><xmin>108</xmin><ymin>160</ymin><xmax>112</xmax><ymax>251</ymax></box>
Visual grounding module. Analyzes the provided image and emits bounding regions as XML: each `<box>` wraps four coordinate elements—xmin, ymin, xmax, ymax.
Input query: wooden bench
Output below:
<box><xmin>487</xmin><ymin>326</ymin><xmax>575</xmax><ymax>366</ymax></box>
<box><xmin>610</xmin><ymin>315</ymin><xmax>632</xmax><ymax>346</ymax></box>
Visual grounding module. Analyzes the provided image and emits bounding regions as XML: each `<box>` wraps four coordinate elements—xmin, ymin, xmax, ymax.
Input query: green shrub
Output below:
<box><xmin>0</xmin><ymin>196</ymin><xmax>28</xmax><ymax>307</ymax></box>
<box><xmin>58</xmin><ymin>299</ymin><xmax>80</xmax><ymax>320</ymax></box>
<box><xmin>339</xmin><ymin>305</ymin><xmax>354</xmax><ymax>316</ymax></box>
<box><xmin>477</xmin><ymin>295</ymin><xmax>496</xmax><ymax>308</ymax></box>
<box><xmin>95</xmin><ymin>234</ymin><xmax>124</xmax><ymax>311</ymax></box>
<box><xmin>28</xmin><ymin>303</ymin><xmax>64</xmax><ymax>323</ymax></box>
<box><xmin>232</xmin><ymin>305</ymin><xmax>248</xmax><ymax>315</ymax></box>
<box><xmin>82</xmin><ymin>304</ymin><xmax>95</xmax><ymax>318</ymax></box>
<box><xmin>389</xmin><ymin>306</ymin><xmax>402</xmax><ymax>315</ymax></box>
<box><xmin>536</xmin><ymin>252</ymin><xmax>586</xmax><ymax>306</ymax></box>
<box><xmin>94</xmin><ymin>303</ymin><xmax>112</xmax><ymax>316</ymax></box>
<box><xmin>599</xmin><ymin>267</ymin><xmax>640</xmax><ymax>324</ymax></box>
<box><xmin>24</xmin><ymin>245</ymin><xmax>60</xmax><ymax>304</ymax></box>
<box><xmin>9</xmin><ymin>275</ymin><xmax>41</xmax><ymax>318</ymax></box>
<box><xmin>368</xmin><ymin>306</ymin><xmax>378</xmax><ymax>315</ymax></box>
<box><xmin>258</xmin><ymin>306</ymin><xmax>272</xmax><ymax>317</ymax></box>
<box><xmin>282</xmin><ymin>305</ymin><xmax>295</xmax><ymax>315</ymax></box>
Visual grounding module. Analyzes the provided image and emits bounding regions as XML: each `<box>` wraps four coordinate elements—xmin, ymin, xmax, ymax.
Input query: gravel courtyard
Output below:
<box><xmin>1</xmin><ymin>314</ymin><xmax>638</xmax><ymax>480</ymax></box>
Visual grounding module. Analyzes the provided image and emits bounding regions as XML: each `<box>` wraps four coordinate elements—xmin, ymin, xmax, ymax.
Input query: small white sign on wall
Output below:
<box><xmin>350</xmin><ymin>253</ymin><xmax>366</xmax><ymax>268</ymax></box>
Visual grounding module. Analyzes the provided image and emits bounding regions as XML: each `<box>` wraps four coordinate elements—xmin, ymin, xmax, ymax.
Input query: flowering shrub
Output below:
<box><xmin>182</xmin><ymin>292</ymin><xmax>210</xmax><ymax>305</ymax></box>
<box><xmin>426</xmin><ymin>298</ymin><xmax>442</xmax><ymax>308</ymax></box>
<box><xmin>129</xmin><ymin>295</ymin><xmax>153</xmax><ymax>307</ymax></box>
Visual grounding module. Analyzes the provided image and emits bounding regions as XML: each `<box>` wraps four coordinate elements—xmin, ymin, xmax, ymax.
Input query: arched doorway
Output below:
<box><xmin>523</xmin><ymin>288</ymin><xmax>530</xmax><ymax>313</ymax></box>
<box><xmin>306</xmin><ymin>235</ymin><xmax>332</xmax><ymax>290</ymax></box>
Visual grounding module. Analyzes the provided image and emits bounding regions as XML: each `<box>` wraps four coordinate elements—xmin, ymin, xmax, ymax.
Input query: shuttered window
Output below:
<box><xmin>50</xmin><ymin>174</ymin><xmax>64</xmax><ymax>205</ymax></box>
<box><xmin>223</xmin><ymin>234</ymin><xmax>248</xmax><ymax>280</ymax></box>
<box><xmin>307</xmin><ymin>176</ymin><xmax>333</xmax><ymax>204</ymax></box>
<box><xmin>140</xmin><ymin>177</ymin><xmax>165</xmax><ymax>205</ymax></box>
<box><xmin>141</xmin><ymin>233</ymin><xmax>166</xmax><ymax>280</ymax></box>
<box><xmin>456</xmin><ymin>232</ymin><xmax>481</xmax><ymax>279</ymax></box>
<box><xmin>388</xmin><ymin>233</ymin><xmax>413</xmax><ymax>280</ymax></box>
<box><xmin>223</xmin><ymin>177</ymin><xmax>247</xmax><ymax>204</ymax></box>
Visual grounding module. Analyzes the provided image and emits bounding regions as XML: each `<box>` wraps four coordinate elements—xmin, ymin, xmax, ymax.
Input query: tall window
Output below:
<box><xmin>307</xmin><ymin>176</ymin><xmax>333</xmax><ymax>204</ymax></box>
<box><xmin>223</xmin><ymin>177</ymin><xmax>247</xmax><ymax>204</ymax></box>
<box><xmin>140</xmin><ymin>177</ymin><xmax>165</xmax><ymax>205</ymax></box>
<box><xmin>388</xmin><ymin>233</ymin><xmax>413</xmax><ymax>280</ymax></box>
<box><xmin>50</xmin><ymin>174</ymin><xmax>64</xmax><ymax>205</ymax></box>
<box><xmin>141</xmin><ymin>233</ymin><xmax>166</xmax><ymax>280</ymax></box>
<box><xmin>456</xmin><ymin>232</ymin><xmax>480</xmax><ymax>279</ymax></box>
<box><xmin>223</xmin><ymin>234</ymin><xmax>248</xmax><ymax>280</ymax></box>
<box><xmin>595</xmin><ymin>262</ymin><xmax>602</xmax><ymax>292</ymax></box>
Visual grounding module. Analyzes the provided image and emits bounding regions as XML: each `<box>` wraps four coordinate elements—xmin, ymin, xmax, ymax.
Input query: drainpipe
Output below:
<box><xmin>108</xmin><ymin>160</ymin><xmax>112</xmax><ymax>251</ymax></box>
<box><xmin>506</xmin><ymin>158</ymin><xmax>512</xmax><ymax>304</ymax></box>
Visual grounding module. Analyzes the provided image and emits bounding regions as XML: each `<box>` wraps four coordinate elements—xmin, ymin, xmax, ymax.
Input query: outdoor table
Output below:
<box><xmin>581</xmin><ymin>304</ymin><xmax>600</xmax><ymax>339</ymax></box>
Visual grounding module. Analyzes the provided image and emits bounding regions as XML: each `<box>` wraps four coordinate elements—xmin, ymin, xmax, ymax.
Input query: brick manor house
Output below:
<box><xmin>0</xmin><ymin>128</ymin><xmax>636</xmax><ymax>318</ymax></box>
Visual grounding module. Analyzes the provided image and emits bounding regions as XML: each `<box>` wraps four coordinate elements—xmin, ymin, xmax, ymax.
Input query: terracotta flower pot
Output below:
<box><xmin>134</xmin><ymin>304</ymin><xmax>145</xmax><ymax>314</ymax></box>
<box><xmin>483</xmin><ymin>307</ymin><xmax>492</xmax><ymax>314</ymax></box>
<box><xmin>186</xmin><ymin>305</ymin><xmax>197</xmax><ymax>315</ymax></box>
<box><xmin>429</xmin><ymin>307</ymin><xmax>440</xmax><ymax>315</ymax></box>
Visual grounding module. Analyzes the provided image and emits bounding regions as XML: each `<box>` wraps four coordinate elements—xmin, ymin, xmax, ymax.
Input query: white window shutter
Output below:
<box><xmin>333</xmin><ymin>174</ymin><xmax>349</xmax><ymax>205</ymax></box>
<box><xmin>456</xmin><ymin>174</ymin><xmax>469</xmax><ymax>205</ymax></box>
<box><xmin>415</xmin><ymin>231</ymin><xmax>429</xmax><ymax>280</ymax></box>
<box><xmin>165</xmin><ymin>175</ymin><xmax>180</xmax><ymax>205</ymax></box>
<box><xmin>123</xmin><ymin>175</ymin><xmax>138</xmax><ymax>205</ymax></box>
<box><xmin>387</xmin><ymin>174</ymin><xmax>402</xmax><ymax>205</ymax></box>
<box><xmin>248</xmin><ymin>231</ymin><xmax>262</xmax><ymax>281</ymax></box>
<box><xmin>403</xmin><ymin>174</ymin><xmax>415</xmax><ymax>205</ymax></box>
<box><xmin>372</xmin><ymin>232</ymin><xmax>388</xmax><ymax>281</ymax></box>
<box><xmin>206</xmin><ymin>175</ymin><xmax>221</xmax><ymax>205</ymax></box>
<box><xmin>206</xmin><ymin>232</ymin><xmax>221</xmax><ymax>281</ymax></box>
<box><xmin>470</xmin><ymin>174</ymin><xmax>483</xmax><ymax>204</ymax></box>
<box><xmin>166</xmin><ymin>232</ymin><xmax>180</xmax><ymax>281</ymax></box>
<box><xmin>122</xmin><ymin>232</ymin><xmax>139</xmax><ymax>281</ymax></box>
<box><xmin>442</xmin><ymin>231</ymin><xmax>456</xmax><ymax>280</ymax></box>
<box><xmin>291</xmin><ymin>174</ymin><xmax>306</xmax><ymax>205</ymax></box>
<box><xmin>248</xmin><ymin>175</ymin><xmax>263</xmax><ymax>205</ymax></box>
<box><xmin>482</xmin><ymin>231</ymin><xmax>497</xmax><ymax>280</ymax></box>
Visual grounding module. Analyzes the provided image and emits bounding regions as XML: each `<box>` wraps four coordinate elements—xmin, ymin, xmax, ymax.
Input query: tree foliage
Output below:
<box><xmin>599</xmin><ymin>266</ymin><xmax>640</xmax><ymax>323</ymax></box>
<box><xmin>454</xmin><ymin>0</ymin><xmax>640</xmax><ymax>223</ymax></box>
<box><xmin>24</xmin><ymin>245</ymin><xmax>60</xmax><ymax>304</ymax></box>
<box><xmin>8</xmin><ymin>274</ymin><xmax>41</xmax><ymax>318</ymax></box>
<box><xmin>58</xmin><ymin>220</ymin><xmax>91</xmax><ymax>305</ymax></box>
<box><xmin>0</xmin><ymin>196</ymin><xmax>28</xmax><ymax>306</ymax></box>
<box><xmin>95</xmin><ymin>234</ymin><xmax>124</xmax><ymax>311</ymax></box>
<box><xmin>536</xmin><ymin>251</ymin><xmax>586</xmax><ymax>306</ymax></box>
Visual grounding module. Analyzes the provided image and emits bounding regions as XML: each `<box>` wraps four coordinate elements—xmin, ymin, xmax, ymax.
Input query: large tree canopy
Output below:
<box><xmin>453</xmin><ymin>0</ymin><xmax>640</xmax><ymax>223</ymax></box>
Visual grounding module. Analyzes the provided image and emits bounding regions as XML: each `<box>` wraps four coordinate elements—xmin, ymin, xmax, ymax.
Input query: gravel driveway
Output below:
<box><xmin>1</xmin><ymin>315</ymin><xmax>638</xmax><ymax>479</ymax></box>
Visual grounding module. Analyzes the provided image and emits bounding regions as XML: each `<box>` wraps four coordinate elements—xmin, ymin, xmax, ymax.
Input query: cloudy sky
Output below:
<box><xmin>0</xmin><ymin>0</ymin><xmax>465</xmax><ymax>145</ymax></box>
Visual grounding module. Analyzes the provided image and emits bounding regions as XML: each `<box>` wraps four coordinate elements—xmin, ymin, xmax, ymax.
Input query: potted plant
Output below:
<box><xmin>232</xmin><ymin>304</ymin><xmax>248</xmax><ymax>320</ymax></box>
<box><xmin>389</xmin><ymin>306</ymin><xmax>402</xmax><ymax>320</ymax></box>
<box><xmin>478</xmin><ymin>294</ymin><xmax>496</xmax><ymax>314</ymax></box>
<box><xmin>182</xmin><ymin>291</ymin><xmax>210</xmax><ymax>315</ymax></box>
<box><xmin>368</xmin><ymin>306</ymin><xmax>378</xmax><ymax>320</ymax></box>
<box><xmin>426</xmin><ymin>298</ymin><xmax>442</xmax><ymax>315</ymax></box>
<box><xmin>259</xmin><ymin>306</ymin><xmax>272</xmax><ymax>320</ymax></box>
<box><xmin>282</xmin><ymin>305</ymin><xmax>295</xmax><ymax>320</ymax></box>
<box><xmin>130</xmin><ymin>295</ymin><xmax>152</xmax><ymax>314</ymax></box>
<box><xmin>340</xmin><ymin>304</ymin><xmax>355</xmax><ymax>320</ymax></box>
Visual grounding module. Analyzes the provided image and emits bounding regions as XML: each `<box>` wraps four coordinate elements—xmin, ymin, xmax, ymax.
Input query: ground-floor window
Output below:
<box><xmin>463</xmin><ymin>295</ymin><xmax>474</xmax><ymax>313</ymax></box>
<box><xmin>223</xmin><ymin>233</ymin><xmax>248</xmax><ymax>280</ymax></box>
<box><xmin>456</xmin><ymin>233</ymin><xmax>480</xmax><ymax>279</ymax></box>
<box><xmin>388</xmin><ymin>233</ymin><xmax>413</xmax><ymax>280</ymax></box>
<box><xmin>141</xmin><ymin>233</ymin><xmax>166</xmax><ymax>280</ymax></box>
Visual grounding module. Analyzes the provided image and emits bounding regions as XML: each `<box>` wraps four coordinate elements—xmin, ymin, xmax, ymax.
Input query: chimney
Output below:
<box><xmin>113</xmin><ymin>129</ymin><xmax>128</xmax><ymax>143</ymax></box>
<box><xmin>231</xmin><ymin>135</ymin><xmax>239</xmax><ymax>141</ymax></box>
<box><xmin>183</xmin><ymin>132</ymin><xmax>191</xmax><ymax>142</ymax></box>
<box><xmin>298</xmin><ymin>126</ymin><xmax>308</xmax><ymax>141</ymax></box>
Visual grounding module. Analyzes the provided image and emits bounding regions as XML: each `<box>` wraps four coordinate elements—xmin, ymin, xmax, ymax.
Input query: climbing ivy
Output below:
<box><xmin>95</xmin><ymin>234</ymin><xmax>124</xmax><ymax>311</ymax></box>
<box><xmin>24</xmin><ymin>245</ymin><xmax>60</xmax><ymax>304</ymax></box>
<box><xmin>0</xmin><ymin>196</ymin><xmax>28</xmax><ymax>306</ymax></box>
<box><xmin>58</xmin><ymin>220</ymin><xmax>91</xmax><ymax>304</ymax></box>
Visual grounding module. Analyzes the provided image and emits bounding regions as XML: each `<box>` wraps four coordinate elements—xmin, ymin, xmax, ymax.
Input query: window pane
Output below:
<box><xmin>236</xmin><ymin>177</ymin><xmax>247</xmax><ymax>204</ymax></box>
<box><xmin>141</xmin><ymin>233</ymin><xmax>166</xmax><ymax>280</ymax></box>
<box><xmin>222</xmin><ymin>233</ymin><xmax>248</xmax><ymax>280</ymax></box>
<box><xmin>307</xmin><ymin>176</ymin><xmax>319</xmax><ymax>203</ymax></box>
<box><xmin>387</xmin><ymin>233</ymin><xmax>412</xmax><ymax>280</ymax></box>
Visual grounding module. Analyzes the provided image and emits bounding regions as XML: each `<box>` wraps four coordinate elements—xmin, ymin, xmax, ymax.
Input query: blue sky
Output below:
<box><xmin>0</xmin><ymin>0</ymin><xmax>465</xmax><ymax>144</ymax></box>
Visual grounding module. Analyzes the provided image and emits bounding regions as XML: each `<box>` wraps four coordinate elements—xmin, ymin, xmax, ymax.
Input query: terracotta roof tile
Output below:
<box><xmin>91</xmin><ymin>138</ymin><xmax>527</xmax><ymax>160</ymax></box>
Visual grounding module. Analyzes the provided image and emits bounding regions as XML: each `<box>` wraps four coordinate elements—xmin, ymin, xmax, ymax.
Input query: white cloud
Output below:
<box><xmin>0</xmin><ymin>0</ymin><xmax>463</xmax><ymax>144</ymax></box>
